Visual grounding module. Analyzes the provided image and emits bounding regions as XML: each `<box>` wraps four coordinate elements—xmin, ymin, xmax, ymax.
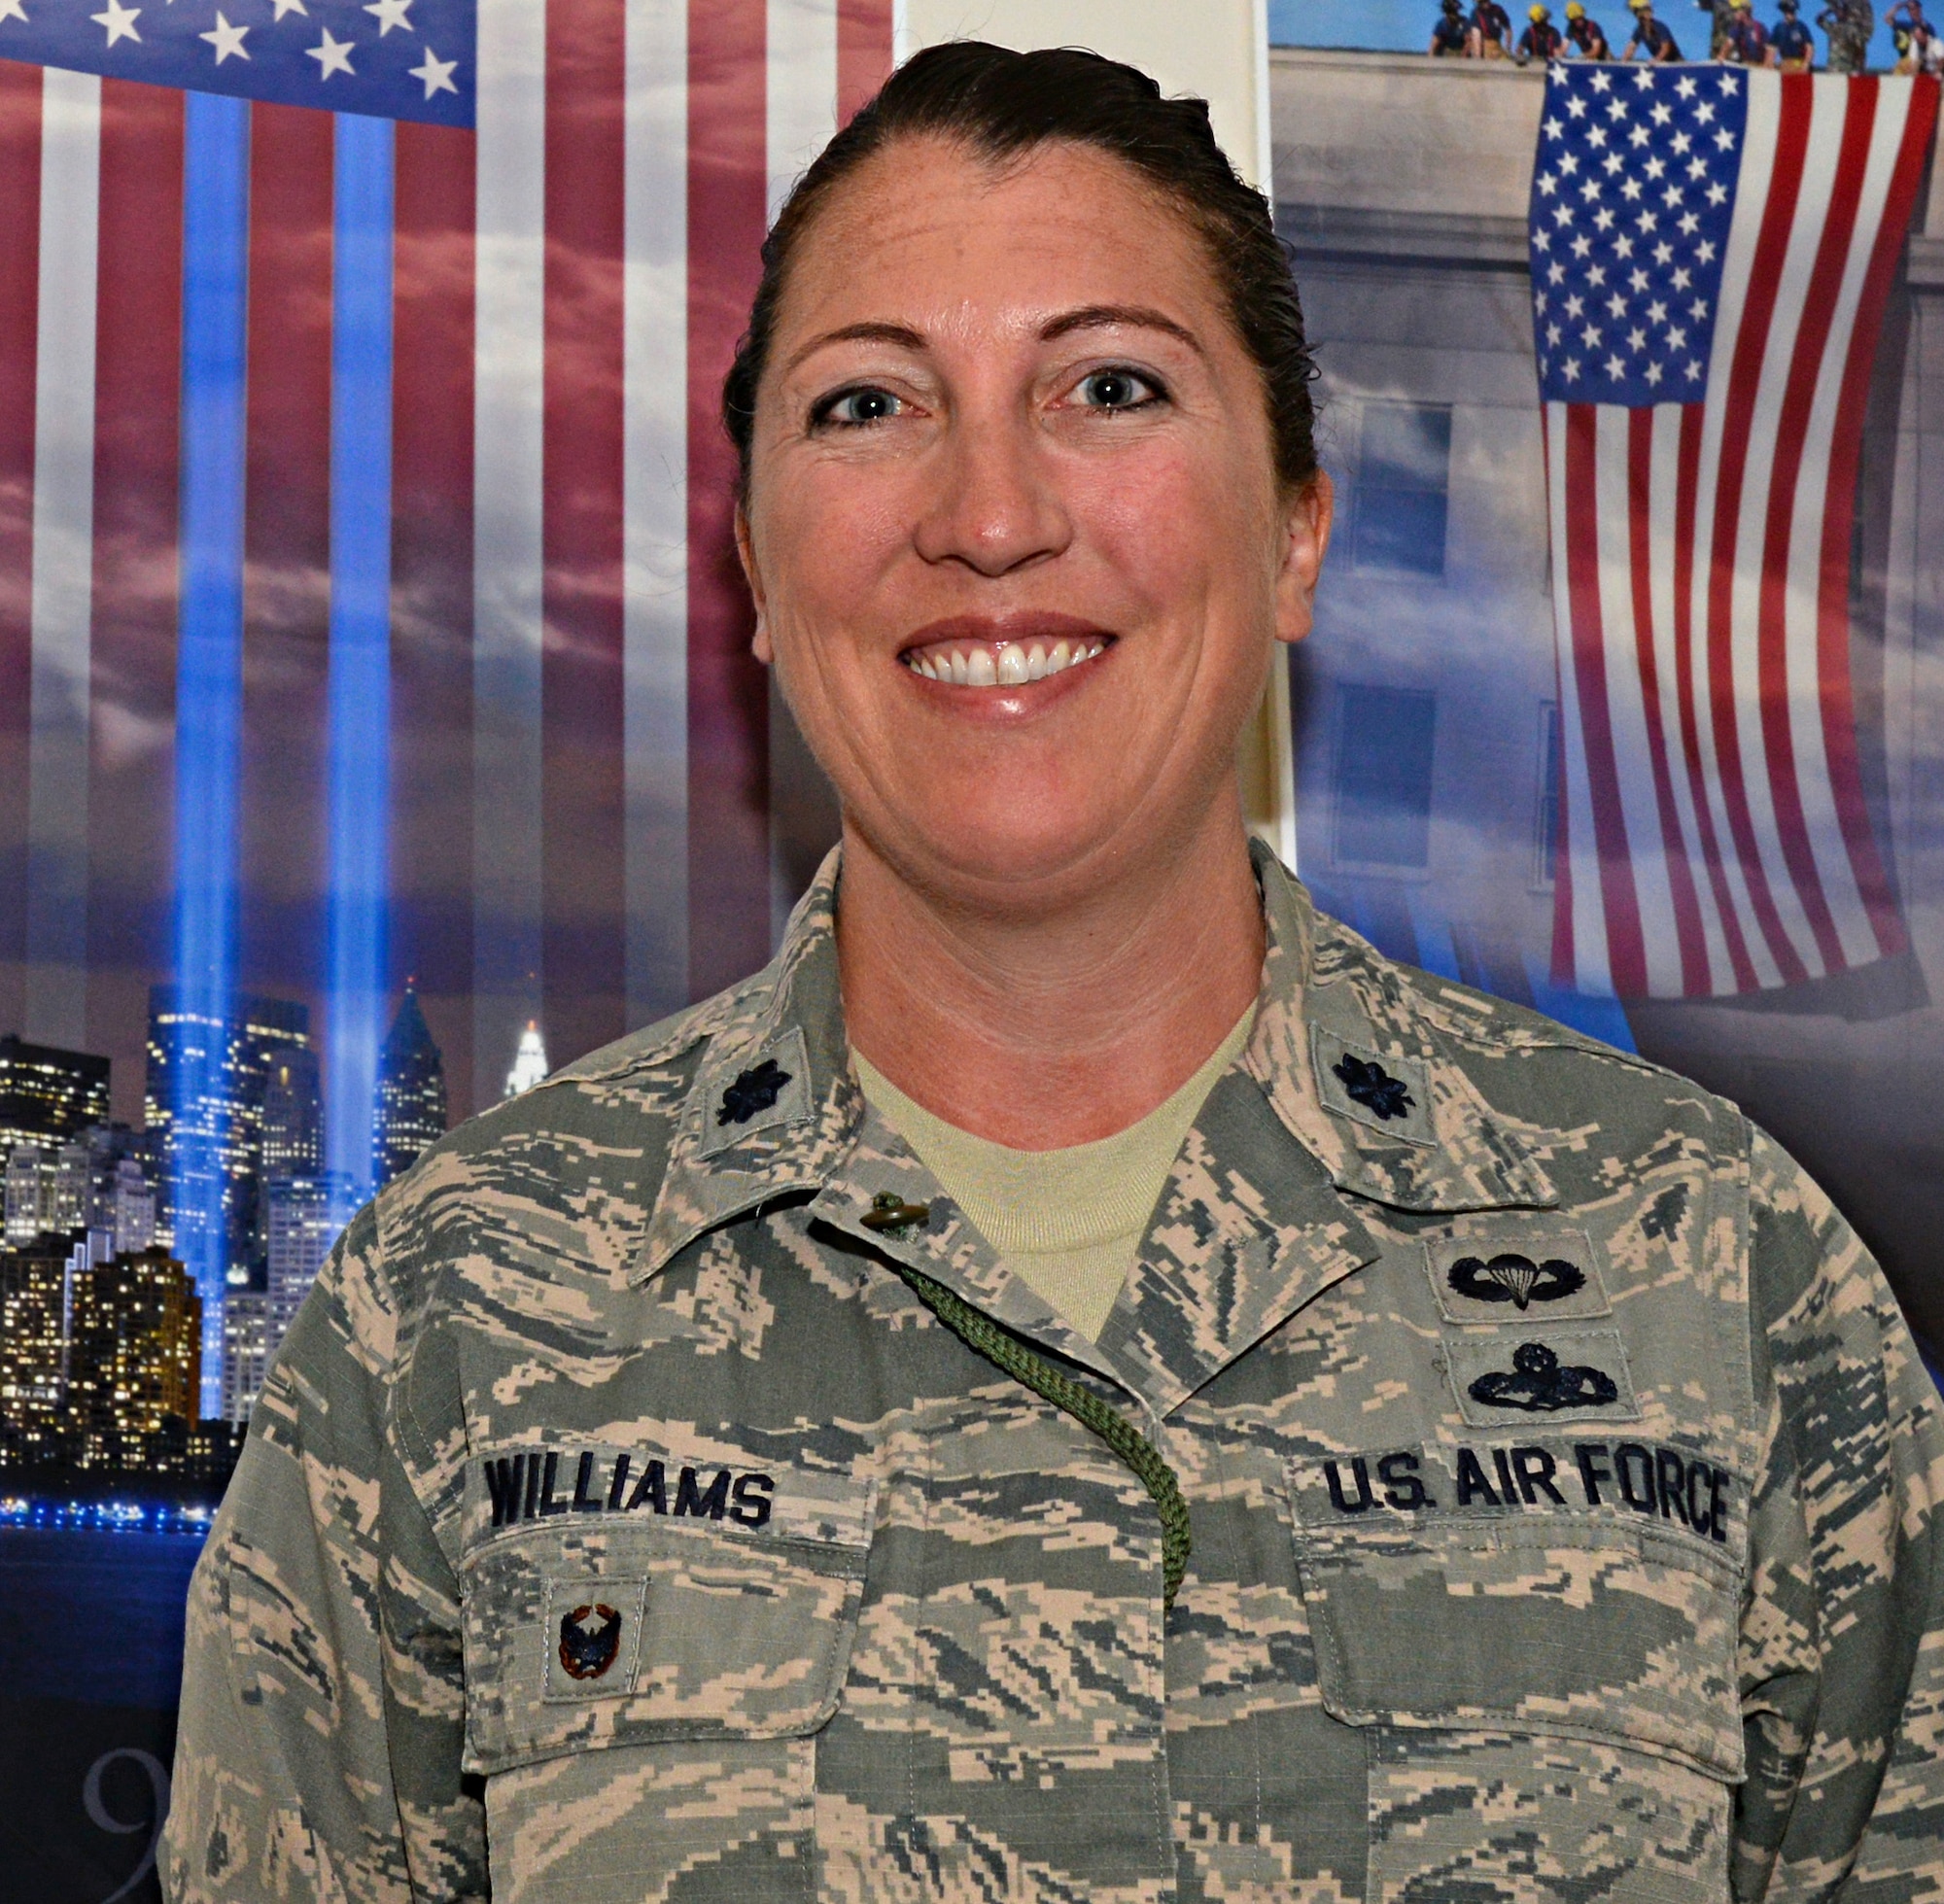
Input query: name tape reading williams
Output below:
<box><xmin>480</xmin><ymin>1449</ymin><xmax>776</xmax><ymax>1531</ymax></box>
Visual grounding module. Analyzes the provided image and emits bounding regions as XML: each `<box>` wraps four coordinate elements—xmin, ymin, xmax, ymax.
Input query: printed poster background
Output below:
<box><xmin>1</xmin><ymin>0</ymin><xmax>1942</xmax><ymax>1895</ymax></box>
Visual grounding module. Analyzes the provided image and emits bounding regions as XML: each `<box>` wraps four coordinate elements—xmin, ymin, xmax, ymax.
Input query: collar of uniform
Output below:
<box><xmin>633</xmin><ymin>842</ymin><xmax>1559</xmax><ymax>1290</ymax></box>
<box><xmin>631</xmin><ymin>858</ymin><xmax>1140</xmax><ymax>1391</ymax></box>
<box><xmin>808</xmin><ymin>1100</ymin><xmax>1137</xmax><ymax>1398</ymax></box>
<box><xmin>1244</xmin><ymin>843</ymin><xmax>1558</xmax><ymax>1213</ymax></box>
<box><xmin>630</xmin><ymin>851</ymin><xmax>857</xmax><ymax>1284</ymax></box>
<box><xmin>1099</xmin><ymin>1062</ymin><xmax>1384</xmax><ymax>1419</ymax></box>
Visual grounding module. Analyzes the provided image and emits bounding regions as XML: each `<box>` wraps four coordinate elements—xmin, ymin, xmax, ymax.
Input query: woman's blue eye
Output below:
<box><xmin>1076</xmin><ymin>369</ymin><xmax>1157</xmax><ymax>409</ymax></box>
<box><xmin>820</xmin><ymin>388</ymin><xmax>901</xmax><ymax>427</ymax></box>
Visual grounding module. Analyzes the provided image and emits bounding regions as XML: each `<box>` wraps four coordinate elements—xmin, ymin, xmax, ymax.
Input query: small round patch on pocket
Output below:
<box><xmin>558</xmin><ymin>1603</ymin><xmax>623</xmax><ymax>1681</ymax></box>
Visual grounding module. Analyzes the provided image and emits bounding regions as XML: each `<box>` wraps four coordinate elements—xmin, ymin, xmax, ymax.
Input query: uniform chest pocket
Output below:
<box><xmin>458</xmin><ymin>1448</ymin><xmax>877</xmax><ymax>1778</ymax></box>
<box><xmin>1287</xmin><ymin>1453</ymin><xmax>1745</xmax><ymax>1783</ymax></box>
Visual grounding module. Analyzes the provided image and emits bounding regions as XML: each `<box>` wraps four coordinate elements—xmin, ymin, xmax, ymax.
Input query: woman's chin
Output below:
<box><xmin>884</xmin><ymin>803</ymin><xmax>1137</xmax><ymax>901</ymax></box>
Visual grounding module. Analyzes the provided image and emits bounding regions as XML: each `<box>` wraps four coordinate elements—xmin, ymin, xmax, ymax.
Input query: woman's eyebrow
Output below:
<box><xmin>782</xmin><ymin>320</ymin><xmax>926</xmax><ymax>377</ymax></box>
<box><xmin>1038</xmin><ymin>304</ymin><xmax>1204</xmax><ymax>355</ymax></box>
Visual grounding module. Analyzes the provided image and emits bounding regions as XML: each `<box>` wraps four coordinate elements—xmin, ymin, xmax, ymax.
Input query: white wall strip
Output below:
<box><xmin>471</xmin><ymin>0</ymin><xmax>548</xmax><ymax>1107</ymax></box>
<box><xmin>24</xmin><ymin>66</ymin><xmax>101</xmax><ymax>1051</ymax></box>
<box><xmin>622</xmin><ymin>0</ymin><xmax>692</xmax><ymax>1026</ymax></box>
<box><xmin>766</xmin><ymin>0</ymin><xmax>837</xmax><ymax>225</ymax></box>
<box><xmin>766</xmin><ymin>0</ymin><xmax>845</xmax><ymax>945</ymax></box>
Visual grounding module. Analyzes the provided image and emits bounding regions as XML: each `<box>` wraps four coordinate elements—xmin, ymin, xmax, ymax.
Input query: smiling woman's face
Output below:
<box><xmin>740</xmin><ymin>135</ymin><xmax>1331</xmax><ymax>911</ymax></box>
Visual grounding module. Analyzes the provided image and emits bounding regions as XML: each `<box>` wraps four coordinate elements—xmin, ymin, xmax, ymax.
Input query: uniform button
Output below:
<box><xmin>860</xmin><ymin>1192</ymin><xmax>931</xmax><ymax>1235</ymax></box>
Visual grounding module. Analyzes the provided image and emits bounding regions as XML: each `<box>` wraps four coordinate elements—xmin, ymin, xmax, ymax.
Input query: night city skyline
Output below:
<box><xmin>0</xmin><ymin>983</ymin><xmax>464</xmax><ymax>1455</ymax></box>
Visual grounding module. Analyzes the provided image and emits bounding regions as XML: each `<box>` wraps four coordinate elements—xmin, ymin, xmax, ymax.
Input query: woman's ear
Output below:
<box><xmin>735</xmin><ymin>501</ymin><xmax>774</xmax><ymax>664</ymax></box>
<box><xmin>1273</xmin><ymin>470</ymin><xmax>1335</xmax><ymax>647</ymax></box>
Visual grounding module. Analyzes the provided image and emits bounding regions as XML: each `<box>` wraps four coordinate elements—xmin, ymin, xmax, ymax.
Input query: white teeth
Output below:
<box><xmin>908</xmin><ymin>637</ymin><xmax>1108</xmax><ymax>685</ymax></box>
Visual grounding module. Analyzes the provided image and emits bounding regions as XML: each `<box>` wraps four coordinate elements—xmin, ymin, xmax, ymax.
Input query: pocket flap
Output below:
<box><xmin>461</xmin><ymin>1446</ymin><xmax>876</xmax><ymax>1776</ymax></box>
<box><xmin>1288</xmin><ymin>1442</ymin><xmax>1745</xmax><ymax>1783</ymax></box>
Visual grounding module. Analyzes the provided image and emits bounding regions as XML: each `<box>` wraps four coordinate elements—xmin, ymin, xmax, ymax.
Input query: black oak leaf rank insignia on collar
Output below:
<box><xmin>557</xmin><ymin>1603</ymin><xmax>623</xmax><ymax>1681</ymax></box>
<box><xmin>717</xmin><ymin>1058</ymin><xmax>792</xmax><ymax>1127</ymax></box>
<box><xmin>1331</xmin><ymin>1051</ymin><xmax>1416</xmax><ymax>1123</ymax></box>
<box><xmin>1312</xmin><ymin>1027</ymin><xmax>1435</xmax><ymax>1146</ymax></box>
<box><xmin>696</xmin><ymin>1028</ymin><xmax>814</xmax><ymax>1160</ymax></box>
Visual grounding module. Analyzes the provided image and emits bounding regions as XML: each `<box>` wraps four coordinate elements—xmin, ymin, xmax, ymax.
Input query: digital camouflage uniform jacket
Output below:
<box><xmin>163</xmin><ymin>846</ymin><xmax>1944</xmax><ymax>1904</ymax></box>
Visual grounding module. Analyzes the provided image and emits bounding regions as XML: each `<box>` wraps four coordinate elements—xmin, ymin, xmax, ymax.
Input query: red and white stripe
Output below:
<box><xmin>471</xmin><ymin>0</ymin><xmax>891</xmax><ymax>1110</ymax></box>
<box><xmin>1547</xmin><ymin>70</ymin><xmax>1934</xmax><ymax>1000</ymax></box>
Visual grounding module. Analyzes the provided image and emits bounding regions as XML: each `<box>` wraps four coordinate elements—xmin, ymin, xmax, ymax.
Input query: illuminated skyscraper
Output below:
<box><xmin>106</xmin><ymin>1156</ymin><xmax>156</xmax><ymax>1257</ymax></box>
<box><xmin>146</xmin><ymin>988</ymin><xmax>310</xmax><ymax>1415</ymax></box>
<box><xmin>3</xmin><ymin>1145</ymin><xmax>52</xmax><ymax>1244</ymax></box>
<box><xmin>262</xmin><ymin>1045</ymin><xmax>323</xmax><ymax>1181</ymax></box>
<box><xmin>0</xmin><ymin>1033</ymin><xmax>111</xmax><ymax>1157</ymax></box>
<box><xmin>372</xmin><ymin>986</ymin><xmax>448</xmax><ymax>1191</ymax></box>
<box><xmin>0</xmin><ymin>1234</ymin><xmax>83</xmax><ymax>1464</ymax></box>
<box><xmin>220</xmin><ymin>1289</ymin><xmax>273</xmax><ymax>1426</ymax></box>
<box><xmin>504</xmin><ymin>1021</ymin><xmax>548</xmax><ymax>1099</ymax></box>
<box><xmin>66</xmin><ymin>1247</ymin><xmax>202</xmax><ymax>1469</ymax></box>
<box><xmin>265</xmin><ymin>1172</ymin><xmax>360</xmax><ymax>1339</ymax></box>
<box><xmin>1</xmin><ymin>1136</ymin><xmax>92</xmax><ymax>1245</ymax></box>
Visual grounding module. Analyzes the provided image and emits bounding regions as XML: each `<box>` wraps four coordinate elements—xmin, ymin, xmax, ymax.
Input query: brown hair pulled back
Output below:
<box><xmin>722</xmin><ymin>40</ymin><xmax>1320</xmax><ymax>496</ymax></box>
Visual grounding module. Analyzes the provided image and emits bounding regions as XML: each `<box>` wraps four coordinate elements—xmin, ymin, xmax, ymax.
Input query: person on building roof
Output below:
<box><xmin>161</xmin><ymin>38</ymin><xmax>1944</xmax><ymax>1904</ymax></box>
<box><xmin>1821</xmin><ymin>0</ymin><xmax>1874</xmax><ymax>63</ymax></box>
<box><xmin>1518</xmin><ymin>3</ymin><xmax>1570</xmax><ymax>55</ymax></box>
<box><xmin>1474</xmin><ymin>0</ymin><xmax>1517</xmax><ymax>52</ymax></box>
<box><xmin>1887</xmin><ymin>0</ymin><xmax>1940</xmax><ymax>63</ymax></box>
<box><xmin>1624</xmin><ymin>0</ymin><xmax>1688</xmax><ymax>54</ymax></box>
<box><xmin>1721</xmin><ymin>0</ymin><xmax>1775</xmax><ymax>56</ymax></box>
<box><xmin>1771</xmin><ymin>0</ymin><xmax>1818</xmax><ymax>63</ymax></box>
<box><xmin>1431</xmin><ymin>0</ymin><xmax>1475</xmax><ymax>54</ymax></box>
<box><xmin>1565</xmin><ymin>1</ymin><xmax>1616</xmax><ymax>53</ymax></box>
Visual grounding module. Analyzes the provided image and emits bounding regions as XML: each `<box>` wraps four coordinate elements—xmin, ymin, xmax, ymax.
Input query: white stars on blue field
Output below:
<box><xmin>0</xmin><ymin>0</ymin><xmax>472</xmax><ymax>126</ymax></box>
<box><xmin>1530</xmin><ymin>62</ymin><xmax>1745</xmax><ymax>405</ymax></box>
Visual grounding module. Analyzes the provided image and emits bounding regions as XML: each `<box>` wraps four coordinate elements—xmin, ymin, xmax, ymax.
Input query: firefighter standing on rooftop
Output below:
<box><xmin>1565</xmin><ymin>1</ymin><xmax>1617</xmax><ymax>53</ymax></box>
<box><xmin>1721</xmin><ymin>0</ymin><xmax>1775</xmax><ymax>57</ymax></box>
<box><xmin>1519</xmin><ymin>3</ymin><xmax>1570</xmax><ymax>55</ymax></box>
<box><xmin>1624</xmin><ymin>0</ymin><xmax>1687</xmax><ymax>56</ymax></box>
<box><xmin>1431</xmin><ymin>0</ymin><xmax>1475</xmax><ymax>54</ymax></box>
<box><xmin>1771</xmin><ymin>0</ymin><xmax>1818</xmax><ymax>64</ymax></box>
<box><xmin>1475</xmin><ymin>0</ymin><xmax>1518</xmax><ymax>53</ymax></box>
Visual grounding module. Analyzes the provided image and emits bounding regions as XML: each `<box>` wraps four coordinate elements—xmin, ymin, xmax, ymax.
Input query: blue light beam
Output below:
<box><xmin>324</xmin><ymin>114</ymin><xmax>396</xmax><ymax>1200</ymax></box>
<box><xmin>173</xmin><ymin>92</ymin><xmax>250</xmax><ymax>1419</ymax></box>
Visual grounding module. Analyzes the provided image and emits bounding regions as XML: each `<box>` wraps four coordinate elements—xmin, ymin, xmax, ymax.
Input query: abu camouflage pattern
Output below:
<box><xmin>163</xmin><ymin>845</ymin><xmax>1944</xmax><ymax>1902</ymax></box>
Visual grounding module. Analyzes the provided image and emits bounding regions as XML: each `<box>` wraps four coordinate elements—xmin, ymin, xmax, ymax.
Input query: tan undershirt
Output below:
<box><xmin>852</xmin><ymin>1005</ymin><xmax>1256</xmax><ymax>1341</ymax></box>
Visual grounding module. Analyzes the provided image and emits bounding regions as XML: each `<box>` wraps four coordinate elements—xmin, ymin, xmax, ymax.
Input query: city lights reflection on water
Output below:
<box><xmin>0</xmin><ymin>1494</ymin><xmax>212</xmax><ymax>1537</ymax></box>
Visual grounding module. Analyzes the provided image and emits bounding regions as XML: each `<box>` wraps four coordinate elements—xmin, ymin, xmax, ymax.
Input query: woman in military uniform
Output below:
<box><xmin>164</xmin><ymin>40</ymin><xmax>1944</xmax><ymax>1904</ymax></box>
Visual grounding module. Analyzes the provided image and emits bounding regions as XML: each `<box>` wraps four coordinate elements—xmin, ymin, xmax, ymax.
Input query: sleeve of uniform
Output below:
<box><xmin>161</xmin><ymin>1203</ymin><xmax>487</xmax><ymax>1902</ymax></box>
<box><xmin>1733</xmin><ymin>1126</ymin><xmax>1944</xmax><ymax>1904</ymax></box>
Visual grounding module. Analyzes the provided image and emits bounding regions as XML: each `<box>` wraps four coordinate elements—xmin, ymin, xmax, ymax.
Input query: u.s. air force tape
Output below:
<box><xmin>1288</xmin><ymin>1437</ymin><xmax>1742</xmax><ymax>1545</ymax></box>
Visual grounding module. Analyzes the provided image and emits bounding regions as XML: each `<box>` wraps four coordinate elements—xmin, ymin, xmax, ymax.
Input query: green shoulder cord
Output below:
<box><xmin>882</xmin><ymin>1249</ymin><xmax>1193</xmax><ymax>1611</ymax></box>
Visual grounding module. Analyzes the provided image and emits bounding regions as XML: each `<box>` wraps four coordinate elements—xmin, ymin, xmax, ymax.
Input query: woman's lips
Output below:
<box><xmin>902</xmin><ymin>633</ymin><xmax>1110</xmax><ymax>687</ymax></box>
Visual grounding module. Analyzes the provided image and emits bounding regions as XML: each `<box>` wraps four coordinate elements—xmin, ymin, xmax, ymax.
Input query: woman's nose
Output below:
<box><xmin>911</xmin><ymin>407</ymin><xmax>1072</xmax><ymax>576</ymax></box>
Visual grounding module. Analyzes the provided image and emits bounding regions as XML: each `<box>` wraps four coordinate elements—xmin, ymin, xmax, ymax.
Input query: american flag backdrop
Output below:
<box><xmin>1532</xmin><ymin>62</ymin><xmax>1936</xmax><ymax>1000</ymax></box>
<box><xmin>0</xmin><ymin>0</ymin><xmax>892</xmax><ymax>1405</ymax></box>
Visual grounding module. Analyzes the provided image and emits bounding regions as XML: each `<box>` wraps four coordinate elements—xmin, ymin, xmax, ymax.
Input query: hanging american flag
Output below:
<box><xmin>0</xmin><ymin>0</ymin><xmax>890</xmax><ymax>1408</ymax></box>
<box><xmin>0</xmin><ymin>0</ymin><xmax>893</xmax><ymax>1111</ymax></box>
<box><xmin>1533</xmin><ymin>62</ymin><xmax>1935</xmax><ymax>999</ymax></box>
